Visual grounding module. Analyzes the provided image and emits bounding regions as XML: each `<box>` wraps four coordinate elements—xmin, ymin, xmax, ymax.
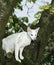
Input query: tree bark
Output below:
<box><xmin>33</xmin><ymin>0</ymin><xmax>54</xmax><ymax>64</ymax></box>
<box><xmin>0</xmin><ymin>0</ymin><xmax>19</xmax><ymax>65</ymax></box>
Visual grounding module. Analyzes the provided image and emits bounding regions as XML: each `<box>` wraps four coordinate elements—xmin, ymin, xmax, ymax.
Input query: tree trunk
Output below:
<box><xmin>0</xmin><ymin>0</ymin><xmax>19</xmax><ymax>65</ymax></box>
<box><xmin>33</xmin><ymin>0</ymin><xmax>54</xmax><ymax>64</ymax></box>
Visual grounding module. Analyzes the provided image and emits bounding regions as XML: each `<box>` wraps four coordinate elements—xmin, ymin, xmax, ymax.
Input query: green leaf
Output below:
<box><xmin>28</xmin><ymin>0</ymin><xmax>36</xmax><ymax>3</ymax></box>
<box><xmin>39</xmin><ymin>2</ymin><xmax>51</xmax><ymax>10</ymax></box>
<box><xmin>21</xmin><ymin>17</ymin><xmax>28</xmax><ymax>23</ymax></box>
<box><xmin>50</xmin><ymin>7</ymin><xmax>54</xmax><ymax>14</ymax></box>
<box><xmin>34</xmin><ymin>11</ymin><xmax>42</xmax><ymax>18</ymax></box>
<box><xmin>9</xmin><ymin>16</ymin><xmax>13</xmax><ymax>23</ymax></box>
<box><xmin>16</xmin><ymin>3</ymin><xmax>23</xmax><ymax>10</ymax></box>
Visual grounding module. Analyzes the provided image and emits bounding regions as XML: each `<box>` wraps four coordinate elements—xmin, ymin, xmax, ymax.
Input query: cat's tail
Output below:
<box><xmin>5</xmin><ymin>52</ymin><xmax>13</xmax><ymax>59</ymax></box>
<box><xmin>3</xmin><ymin>52</ymin><xmax>13</xmax><ymax>62</ymax></box>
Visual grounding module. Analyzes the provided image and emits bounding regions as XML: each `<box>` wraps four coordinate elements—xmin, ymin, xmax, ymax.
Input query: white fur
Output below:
<box><xmin>2</xmin><ymin>27</ymin><xmax>40</xmax><ymax>62</ymax></box>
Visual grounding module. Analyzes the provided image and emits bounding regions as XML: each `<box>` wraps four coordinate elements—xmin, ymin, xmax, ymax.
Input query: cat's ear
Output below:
<box><xmin>35</xmin><ymin>27</ymin><xmax>40</xmax><ymax>32</ymax></box>
<box><xmin>27</xmin><ymin>27</ymin><xmax>31</xmax><ymax>32</ymax></box>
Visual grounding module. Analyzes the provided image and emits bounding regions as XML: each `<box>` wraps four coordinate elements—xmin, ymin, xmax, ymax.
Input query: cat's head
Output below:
<box><xmin>27</xmin><ymin>27</ymin><xmax>40</xmax><ymax>40</ymax></box>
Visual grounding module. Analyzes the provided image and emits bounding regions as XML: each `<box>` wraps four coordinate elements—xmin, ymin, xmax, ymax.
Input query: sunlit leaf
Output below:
<box><xmin>9</xmin><ymin>16</ymin><xmax>13</xmax><ymax>23</ymax></box>
<box><xmin>39</xmin><ymin>2</ymin><xmax>51</xmax><ymax>10</ymax></box>
<box><xmin>28</xmin><ymin>0</ymin><xmax>36</xmax><ymax>3</ymax></box>
<box><xmin>34</xmin><ymin>11</ymin><xmax>42</xmax><ymax>18</ymax></box>
<box><xmin>21</xmin><ymin>17</ymin><xmax>28</xmax><ymax>23</ymax></box>
<box><xmin>50</xmin><ymin>7</ymin><xmax>54</xmax><ymax>14</ymax></box>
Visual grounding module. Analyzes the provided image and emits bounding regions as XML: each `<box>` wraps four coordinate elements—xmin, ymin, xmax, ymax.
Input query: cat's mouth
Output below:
<box><xmin>32</xmin><ymin>38</ymin><xmax>36</xmax><ymax>41</ymax></box>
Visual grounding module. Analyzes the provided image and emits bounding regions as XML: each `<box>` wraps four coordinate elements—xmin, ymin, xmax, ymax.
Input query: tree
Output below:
<box><xmin>0</xmin><ymin>0</ymin><xmax>54</xmax><ymax>65</ymax></box>
<box><xmin>0</xmin><ymin>0</ymin><xmax>22</xmax><ymax>65</ymax></box>
<box><xmin>30</xmin><ymin>0</ymin><xmax>54</xmax><ymax>65</ymax></box>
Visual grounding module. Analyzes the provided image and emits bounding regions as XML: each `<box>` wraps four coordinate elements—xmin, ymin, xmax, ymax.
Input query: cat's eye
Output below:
<box><xmin>31</xmin><ymin>34</ymin><xmax>33</xmax><ymax>36</ymax></box>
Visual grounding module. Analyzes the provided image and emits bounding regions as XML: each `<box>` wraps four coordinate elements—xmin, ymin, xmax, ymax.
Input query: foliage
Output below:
<box><xmin>39</xmin><ymin>2</ymin><xmax>54</xmax><ymax>15</ymax></box>
<box><xmin>40</xmin><ymin>2</ymin><xmax>51</xmax><ymax>10</ymax></box>
<box><xmin>16</xmin><ymin>2</ymin><xmax>23</xmax><ymax>10</ymax></box>
<box><xmin>5</xmin><ymin>14</ymin><xmax>28</xmax><ymax>37</ymax></box>
<box><xmin>50</xmin><ymin>7</ymin><xmax>54</xmax><ymax>14</ymax></box>
<box><xmin>28</xmin><ymin>0</ymin><xmax>36</xmax><ymax>3</ymax></box>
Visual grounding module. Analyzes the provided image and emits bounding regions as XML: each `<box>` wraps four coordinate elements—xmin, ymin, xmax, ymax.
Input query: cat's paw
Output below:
<box><xmin>20</xmin><ymin>56</ymin><xmax>24</xmax><ymax>60</ymax></box>
<box><xmin>15</xmin><ymin>58</ymin><xmax>21</xmax><ymax>63</ymax></box>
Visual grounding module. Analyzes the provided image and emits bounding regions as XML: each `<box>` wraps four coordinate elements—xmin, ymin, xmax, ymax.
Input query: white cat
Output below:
<box><xmin>2</xmin><ymin>27</ymin><xmax>40</xmax><ymax>62</ymax></box>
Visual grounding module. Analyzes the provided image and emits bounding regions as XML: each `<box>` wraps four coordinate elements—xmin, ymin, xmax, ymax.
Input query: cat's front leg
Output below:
<box><xmin>20</xmin><ymin>47</ymin><xmax>24</xmax><ymax>60</ymax></box>
<box><xmin>15</xmin><ymin>44</ymin><xmax>21</xmax><ymax>62</ymax></box>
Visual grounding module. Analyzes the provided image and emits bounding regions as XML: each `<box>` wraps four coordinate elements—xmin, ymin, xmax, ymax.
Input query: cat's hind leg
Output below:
<box><xmin>19</xmin><ymin>47</ymin><xmax>24</xmax><ymax>60</ymax></box>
